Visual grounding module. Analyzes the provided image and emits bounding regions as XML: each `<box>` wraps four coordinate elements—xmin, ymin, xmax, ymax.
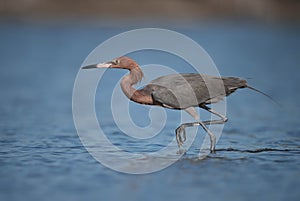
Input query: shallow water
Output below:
<box><xmin>0</xmin><ymin>20</ymin><xmax>299</xmax><ymax>201</ymax></box>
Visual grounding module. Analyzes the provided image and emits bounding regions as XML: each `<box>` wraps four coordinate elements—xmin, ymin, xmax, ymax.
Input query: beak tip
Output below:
<box><xmin>81</xmin><ymin>64</ymin><xmax>97</xmax><ymax>69</ymax></box>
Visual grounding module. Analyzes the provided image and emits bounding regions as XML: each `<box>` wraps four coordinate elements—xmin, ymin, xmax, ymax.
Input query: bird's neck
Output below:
<box><xmin>121</xmin><ymin>67</ymin><xmax>142</xmax><ymax>97</ymax></box>
<box><xmin>120</xmin><ymin>67</ymin><xmax>153</xmax><ymax>105</ymax></box>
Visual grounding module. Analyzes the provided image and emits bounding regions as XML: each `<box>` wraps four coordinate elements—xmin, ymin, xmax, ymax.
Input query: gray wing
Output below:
<box><xmin>145</xmin><ymin>74</ymin><xmax>246</xmax><ymax>109</ymax></box>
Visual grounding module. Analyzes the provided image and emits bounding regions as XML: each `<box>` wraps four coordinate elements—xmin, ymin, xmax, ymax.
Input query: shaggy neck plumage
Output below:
<box><xmin>120</xmin><ymin>67</ymin><xmax>144</xmax><ymax>100</ymax></box>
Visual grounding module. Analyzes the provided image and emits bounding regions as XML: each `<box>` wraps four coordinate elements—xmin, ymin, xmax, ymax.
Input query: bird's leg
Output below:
<box><xmin>175</xmin><ymin>121</ymin><xmax>216</xmax><ymax>152</ymax></box>
<box><xmin>175</xmin><ymin>106</ymin><xmax>228</xmax><ymax>153</ymax></box>
<box><xmin>175</xmin><ymin>123</ymin><xmax>191</xmax><ymax>154</ymax></box>
<box><xmin>175</xmin><ymin>123</ymin><xmax>190</xmax><ymax>147</ymax></box>
<box><xmin>174</xmin><ymin>107</ymin><xmax>198</xmax><ymax>147</ymax></box>
<box><xmin>199</xmin><ymin>105</ymin><xmax>228</xmax><ymax>152</ymax></box>
<box><xmin>198</xmin><ymin>121</ymin><xmax>216</xmax><ymax>152</ymax></box>
<box><xmin>175</xmin><ymin>126</ymin><xmax>184</xmax><ymax>148</ymax></box>
<box><xmin>200</xmin><ymin>105</ymin><xmax>228</xmax><ymax>125</ymax></box>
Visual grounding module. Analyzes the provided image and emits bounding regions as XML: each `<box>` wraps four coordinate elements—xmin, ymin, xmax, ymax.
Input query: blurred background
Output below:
<box><xmin>1</xmin><ymin>0</ymin><xmax>300</xmax><ymax>23</ymax></box>
<box><xmin>0</xmin><ymin>1</ymin><xmax>299</xmax><ymax>201</ymax></box>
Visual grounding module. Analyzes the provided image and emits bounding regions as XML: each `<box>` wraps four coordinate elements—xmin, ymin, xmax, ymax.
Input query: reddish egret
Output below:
<box><xmin>82</xmin><ymin>56</ymin><xmax>271</xmax><ymax>153</ymax></box>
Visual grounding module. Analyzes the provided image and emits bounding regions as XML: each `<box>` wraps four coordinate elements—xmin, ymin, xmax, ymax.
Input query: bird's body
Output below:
<box><xmin>142</xmin><ymin>74</ymin><xmax>247</xmax><ymax>109</ymax></box>
<box><xmin>82</xmin><ymin>56</ymin><xmax>269</xmax><ymax>153</ymax></box>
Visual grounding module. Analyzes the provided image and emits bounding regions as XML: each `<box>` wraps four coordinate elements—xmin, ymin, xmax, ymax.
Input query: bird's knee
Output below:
<box><xmin>223</xmin><ymin>117</ymin><xmax>228</xmax><ymax>122</ymax></box>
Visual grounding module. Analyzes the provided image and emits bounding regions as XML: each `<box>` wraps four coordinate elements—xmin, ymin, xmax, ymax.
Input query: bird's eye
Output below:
<box><xmin>112</xmin><ymin>59</ymin><xmax>120</xmax><ymax>65</ymax></box>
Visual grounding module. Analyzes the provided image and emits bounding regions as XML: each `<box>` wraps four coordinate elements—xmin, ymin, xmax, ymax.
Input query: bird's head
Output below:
<box><xmin>82</xmin><ymin>56</ymin><xmax>139</xmax><ymax>70</ymax></box>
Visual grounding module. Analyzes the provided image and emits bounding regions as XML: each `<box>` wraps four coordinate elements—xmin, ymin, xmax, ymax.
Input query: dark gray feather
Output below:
<box><xmin>144</xmin><ymin>74</ymin><xmax>247</xmax><ymax>109</ymax></box>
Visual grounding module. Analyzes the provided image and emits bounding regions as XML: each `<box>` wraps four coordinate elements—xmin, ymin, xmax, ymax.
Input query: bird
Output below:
<box><xmin>82</xmin><ymin>56</ymin><xmax>273</xmax><ymax>153</ymax></box>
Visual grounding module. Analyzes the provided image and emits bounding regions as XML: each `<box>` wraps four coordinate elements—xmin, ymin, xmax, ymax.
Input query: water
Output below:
<box><xmin>0</xmin><ymin>20</ymin><xmax>299</xmax><ymax>201</ymax></box>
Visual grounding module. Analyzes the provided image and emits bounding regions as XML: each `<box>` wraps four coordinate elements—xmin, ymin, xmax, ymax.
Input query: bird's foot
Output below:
<box><xmin>175</xmin><ymin>125</ymin><xmax>186</xmax><ymax>148</ymax></box>
<box><xmin>176</xmin><ymin>125</ymin><xmax>186</xmax><ymax>150</ymax></box>
<box><xmin>175</xmin><ymin>126</ymin><xmax>188</xmax><ymax>155</ymax></box>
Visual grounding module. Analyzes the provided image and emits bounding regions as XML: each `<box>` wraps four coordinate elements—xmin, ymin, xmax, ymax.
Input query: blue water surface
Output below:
<box><xmin>0</xmin><ymin>20</ymin><xmax>299</xmax><ymax>201</ymax></box>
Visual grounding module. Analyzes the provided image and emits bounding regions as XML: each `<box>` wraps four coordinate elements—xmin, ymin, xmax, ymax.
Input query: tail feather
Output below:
<box><xmin>246</xmin><ymin>85</ymin><xmax>280</xmax><ymax>107</ymax></box>
<box><xmin>222</xmin><ymin>77</ymin><xmax>279</xmax><ymax>106</ymax></box>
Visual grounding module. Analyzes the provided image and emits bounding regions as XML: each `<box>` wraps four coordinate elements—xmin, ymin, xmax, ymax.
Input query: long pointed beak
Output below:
<box><xmin>81</xmin><ymin>62</ymin><xmax>111</xmax><ymax>69</ymax></box>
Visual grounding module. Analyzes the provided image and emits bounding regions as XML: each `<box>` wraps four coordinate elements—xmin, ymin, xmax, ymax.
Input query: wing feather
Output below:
<box><xmin>145</xmin><ymin>74</ymin><xmax>246</xmax><ymax>109</ymax></box>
